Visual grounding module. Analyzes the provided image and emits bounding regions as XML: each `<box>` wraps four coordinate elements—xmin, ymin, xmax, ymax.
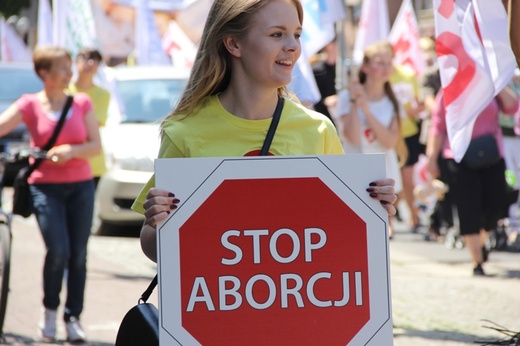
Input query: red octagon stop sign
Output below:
<box><xmin>181</xmin><ymin>177</ymin><xmax>368</xmax><ymax>345</ymax></box>
<box><xmin>156</xmin><ymin>156</ymin><xmax>392</xmax><ymax>346</ymax></box>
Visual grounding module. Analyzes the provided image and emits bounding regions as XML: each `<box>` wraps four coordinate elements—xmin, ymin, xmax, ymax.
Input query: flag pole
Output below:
<box><xmin>336</xmin><ymin>0</ymin><xmax>357</xmax><ymax>93</ymax></box>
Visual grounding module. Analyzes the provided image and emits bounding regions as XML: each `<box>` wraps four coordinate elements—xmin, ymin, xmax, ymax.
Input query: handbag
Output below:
<box><xmin>114</xmin><ymin>97</ymin><xmax>284</xmax><ymax>345</ymax></box>
<box><xmin>12</xmin><ymin>96</ymin><xmax>73</xmax><ymax>218</ymax></box>
<box><xmin>461</xmin><ymin>134</ymin><xmax>501</xmax><ymax>169</ymax></box>
<box><xmin>1</xmin><ymin>156</ymin><xmax>29</xmax><ymax>187</ymax></box>
<box><xmin>115</xmin><ymin>275</ymin><xmax>159</xmax><ymax>346</ymax></box>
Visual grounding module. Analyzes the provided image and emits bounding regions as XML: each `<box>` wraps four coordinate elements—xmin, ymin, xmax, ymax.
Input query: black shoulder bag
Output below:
<box><xmin>115</xmin><ymin>96</ymin><xmax>284</xmax><ymax>346</ymax></box>
<box><xmin>12</xmin><ymin>95</ymin><xmax>73</xmax><ymax>218</ymax></box>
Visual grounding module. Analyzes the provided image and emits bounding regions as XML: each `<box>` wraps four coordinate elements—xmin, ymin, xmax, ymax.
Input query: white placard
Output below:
<box><xmin>156</xmin><ymin>154</ymin><xmax>393</xmax><ymax>345</ymax></box>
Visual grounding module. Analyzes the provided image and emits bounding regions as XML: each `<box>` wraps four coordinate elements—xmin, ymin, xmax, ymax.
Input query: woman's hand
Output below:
<box><xmin>143</xmin><ymin>188</ymin><xmax>180</xmax><ymax>227</ymax></box>
<box><xmin>47</xmin><ymin>144</ymin><xmax>74</xmax><ymax>164</ymax></box>
<box><xmin>366</xmin><ymin>178</ymin><xmax>397</xmax><ymax>216</ymax></box>
<box><xmin>140</xmin><ymin>188</ymin><xmax>180</xmax><ymax>263</ymax></box>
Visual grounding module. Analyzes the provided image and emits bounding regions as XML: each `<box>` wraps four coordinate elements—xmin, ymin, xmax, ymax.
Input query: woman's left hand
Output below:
<box><xmin>366</xmin><ymin>178</ymin><xmax>397</xmax><ymax>216</ymax></box>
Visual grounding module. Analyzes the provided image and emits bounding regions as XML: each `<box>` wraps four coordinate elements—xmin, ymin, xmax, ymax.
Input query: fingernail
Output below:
<box><xmin>170</xmin><ymin>204</ymin><xmax>177</xmax><ymax>209</ymax></box>
<box><xmin>369</xmin><ymin>182</ymin><xmax>377</xmax><ymax>186</ymax></box>
<box><xmin>166</xmin><ymin>210</ymin><xmax>171</xmax><ymax>214</ymax></box>
<box><xmin>370</xmin><ymin>193</ymin><xmax>378</xmax><ymax>198</ymax></box>
<box><xmin>380</xmin><ymin>200</ymin><xmax>389</xmax><ymax>205</ymax></box>
<box><xmin>172</xmin><ymin>198</ymin><xmax>180</xmax><ymax>203</ymax></box>
<box><xmin>366</xmin><ymin>187</ymin><xmax>375</xmax><ymax>192</ymax></box>
<box><xmin>168</xmin><ymin>192</ymin><xmax>175</xmax><ymax>197</ymax></box>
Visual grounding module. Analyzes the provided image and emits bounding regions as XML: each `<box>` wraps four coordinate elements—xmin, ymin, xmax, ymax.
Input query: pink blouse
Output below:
<box><xmin>430</xmin><ymin>90</ymin><xmax>519</xmax><ymax>160</ymax></box>
<box><xmin>16</xmin><ymin>93</ymin><xmax>93</xmax><ymax>184</ymax></box>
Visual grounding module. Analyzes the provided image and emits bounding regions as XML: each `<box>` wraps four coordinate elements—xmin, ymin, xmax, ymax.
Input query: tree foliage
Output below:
<box><xmin>0</xmin><ymin>0</ymin><xmax>31</xmax><ymax>20</ymax></box>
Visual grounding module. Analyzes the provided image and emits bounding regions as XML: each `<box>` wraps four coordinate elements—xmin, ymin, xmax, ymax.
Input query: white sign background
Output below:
<box><xmin>156</xmin><ymin>154</ymin><xmax>393</xmax><ymax>345</ymax></box>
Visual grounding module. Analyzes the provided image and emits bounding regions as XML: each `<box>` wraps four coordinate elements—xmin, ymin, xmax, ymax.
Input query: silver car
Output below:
<box><xmin>95</xmin><ymin>65</ymin><xmax>189</xmax><ymax>232</ymax></box>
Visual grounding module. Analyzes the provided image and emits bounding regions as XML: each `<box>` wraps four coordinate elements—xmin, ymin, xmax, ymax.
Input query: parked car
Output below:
<box><xmin>0</xmin><ymin>63</ymin><xmax>43</xmax><ymax>185</ymax></box>
<box><xmin>94</xmin><ymin>65</ymin><xmax>189</xmax><ymax>232</ymax></box>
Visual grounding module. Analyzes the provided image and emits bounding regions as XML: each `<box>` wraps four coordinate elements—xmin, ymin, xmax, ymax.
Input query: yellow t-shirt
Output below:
<box><xmin>131</xmin><ymin>95</ymin><xmax>343</xmax><ymax>213</ymax></box>
<box><xmin>390</xmin><ymin>65</ymin><xmax>420</xmax><ymax>138</ymax></box>
<box><xmin>69</xmin><ymin>83</ymin><xmax>111</xmax><ymax>177</ymax></box>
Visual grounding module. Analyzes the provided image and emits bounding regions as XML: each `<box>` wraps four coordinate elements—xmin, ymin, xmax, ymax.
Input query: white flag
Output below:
<box><xmin>135</xmin><ymin>0</ymin><xmax>171</xmax><ymax>66</ymax></box>
<box><xmin>388</xmin><ymin>0</ymin><xmax>425</xmax><ymax>76</ymax></box>
<box><xmin>0</xmin><ymin>18</ymin><xmax>32</xmax><ymax>62</ymax></box>
<box><xmin>352</xmin><ymin>0</ymin><xmax>390</xmax><ymax>66</ymax></box>
<box><xmin>473</xmin><ymin>0</ymin><xmax>516</xmax><ymax>94</ymax></box>
<box><xmin>53</xmin><ymin>0</ymin><xmax>98</xmax><ymax>58</ymax></box>
<box><xmin>433</xmin><ymin>0</ymin><xmax>514</xmax><ymax>162</ymax></box>
<box><xmin>37</xmin><ymin>0</ymin><xmax>53</xmax><ymax>47</ymax></box>
<box><xmin>288</xmin><ymin>49</ymin><xmax>321</xmax><ymax>105</ymax></box>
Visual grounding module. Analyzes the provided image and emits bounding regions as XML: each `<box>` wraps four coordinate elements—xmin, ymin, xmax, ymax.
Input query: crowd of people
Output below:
<box><xmin>310</xmin><ymin>20</ymin><xmax>520</xmax><ymax>277</ymax></box>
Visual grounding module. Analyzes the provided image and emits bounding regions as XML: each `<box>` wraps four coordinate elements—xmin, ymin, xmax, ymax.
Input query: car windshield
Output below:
<box><xmin>0</xmin><ymin>68</ymin><xmax>43</xmax><ymax>102</ymax></box>
<box><xmin>116</xmin><ymin>78</ymin><xmax>186</xmax><ymax>123</ymax></box>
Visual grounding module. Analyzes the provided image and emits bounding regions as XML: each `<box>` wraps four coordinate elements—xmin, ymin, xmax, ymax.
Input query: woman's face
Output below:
<box><xmin>44</xmin><ymin>57</ymin><xmax>73</xmax><ymax>89</ymax></box>
<box><xmin>363</xmin><ymin>51</ymin><xmax>394</xmax><ymax>82</ymax></box>
<box><xmin>234</xmin><ymin>0</ymin><xmax>302</xmax><ymax>89</ymax></box>
<box><xmin>76</xmin><ymin>56</ymin><xmax>100</xmax><ymax>76</ymax></box>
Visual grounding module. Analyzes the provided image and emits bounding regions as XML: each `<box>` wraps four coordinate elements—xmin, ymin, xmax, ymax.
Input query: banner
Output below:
<box><xmin>352</xmin><ymin>0</ymin><xmax>389</xmax><ymax>66</ymax></box>
<box><xmin>388</xmin><ymin>0</ymin><xmax>425</xmax><ymax>76</ymax></box>
<box><xmin>0</xmin><ymin>18</ymin><xmax>32</xmax><ymax>62</ymax></box>
<box><xmin>135</xmin><ymin>0</ymin><xmax>171</xmax><ymax>65</ymax></box>
<box><xmin>37</xmin><ymin>0</ymin><xmax>53</xmax><ymax>47</ymax></box>
<box><xmin>433</xmin><ymin>0</ymin><xmax>515</xmax><ymax>162</ymax></box>
<box><xmin>53</xmin><ymin>0</ymin><xmax>99</xmax><ymax>58</ymax></box>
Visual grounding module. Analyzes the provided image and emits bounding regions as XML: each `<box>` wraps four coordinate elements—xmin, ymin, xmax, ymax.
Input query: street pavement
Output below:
<box><xmin>0</xmin><ymin>198</ymin><xmax>519</xmax><ymax>346</ymax></box>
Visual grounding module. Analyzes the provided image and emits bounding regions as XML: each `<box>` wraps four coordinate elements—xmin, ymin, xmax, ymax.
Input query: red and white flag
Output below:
<box><xmin>0</xmin><ymin>18</ymin><xmax>32</xmax><ymax>62</ymax></box>
<box><xmin>162</xmin><ymin>20</ymin><xmax>196</xmax><ymax>69</ymax></box>
<box><xmin>388</xmin><ymin>0</ymin><xmax>425</xmax><ymax>76</ymax></box>
<box><xmin>433</xmin><ymin>0</ymin><xmax>516</xmax><ymax>162</ymax></box>
<box><xmin>352</xmin><ymin>0</ymin><xmax>390</xmax><ymax>66</ymax></box>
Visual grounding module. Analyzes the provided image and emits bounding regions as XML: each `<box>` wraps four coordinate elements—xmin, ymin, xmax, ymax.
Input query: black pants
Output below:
<box><xmin>446</xmin><ymin>158</ymin><xmax>507</xmax><ymax>236</ymax></box>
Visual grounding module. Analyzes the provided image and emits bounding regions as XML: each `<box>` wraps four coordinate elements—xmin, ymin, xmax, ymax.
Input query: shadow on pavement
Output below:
<box><xmin>393</xmin><ymin>327</ymin><xmax>484</xmax><ymax>344</ymax></box>
<box><xmin>0</xmin><ymin>333</ymin><xmax>114</xmax><ymax>346</ymax></box>
<box><xmin>94</xmin><ymin>223</ymin><xmax>141</xmax><ymax>238</ymax></box>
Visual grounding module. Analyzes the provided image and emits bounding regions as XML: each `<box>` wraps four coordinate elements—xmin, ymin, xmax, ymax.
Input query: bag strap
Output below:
<box><xmin>259</xmin><ymin>96</ymin><xmax>284</xmax><ymax>156</ymax></box>
<box><xmin>25</xmin><ymin>95</ymin><xmax>73</xmax><ymax>177</ymax></box>
<box><xmin>140</xmin><ymin>275</ymin><xmax>158</xmax><ymax>303</ymax></box>
<box><xmin>140</xmin><ymin>97</ymin><xmax>285</xmax><ymax>303</ymax></box>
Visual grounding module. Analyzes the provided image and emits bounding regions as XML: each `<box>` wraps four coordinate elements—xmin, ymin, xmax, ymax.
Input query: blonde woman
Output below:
<box><xmin>336</xmin><ymin>40</ymin><xmax>407</xmax><ymax>239</ymax></box>
<box><xmin>131</xmin><ymin>0</ymin><xmax>398</xmax><ymax>262</ymax></box>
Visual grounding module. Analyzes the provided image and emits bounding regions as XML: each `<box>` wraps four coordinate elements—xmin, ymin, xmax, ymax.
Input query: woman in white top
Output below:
<box><xmin>336</xmin><ymin>40</ymin><xmax>407</xmax><ymax>238</ymax></box>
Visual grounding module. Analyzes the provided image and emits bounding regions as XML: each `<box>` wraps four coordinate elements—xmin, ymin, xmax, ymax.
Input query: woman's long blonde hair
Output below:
<box><xmin>161</xmin><ymin>0</ymin><xmax>304</xmax><ymax>130</ymax></box>
<box><xmin>359</xmin><ymin>40</ymin><xmax>408</xmax><ymax>166</ymax></box>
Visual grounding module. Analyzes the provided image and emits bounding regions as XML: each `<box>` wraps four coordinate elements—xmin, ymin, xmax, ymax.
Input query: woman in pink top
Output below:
<box><xmin>0</xmin><ymin>46</ymin><xmax>101</xmax><ymax>343</ymax></box>
<box><xmin>426</xmin><ymin>88</ymin><xmax>518</xmax><ymax>276</ymax></box>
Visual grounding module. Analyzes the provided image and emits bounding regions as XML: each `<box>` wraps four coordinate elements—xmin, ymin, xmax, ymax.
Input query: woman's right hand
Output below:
<box><xmin>427</xmin><ymin>156</ymin><xmax>440</xmax><ymax>179</ymax></box>
<box><xmin>143</xmin><ymin>188</ymin><xmax>180</xmax><ymax>227</ymax></box>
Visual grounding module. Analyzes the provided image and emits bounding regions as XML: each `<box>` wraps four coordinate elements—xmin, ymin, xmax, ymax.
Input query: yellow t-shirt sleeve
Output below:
<box><xmin>96</xmin><ymin>89</ymin><xmax>110</xmax><ymax>126</ymax></box>
<box><xmin>131</xmin><ymin>130</ymin><xmax>184</xmax><ymax>214</ymax></box>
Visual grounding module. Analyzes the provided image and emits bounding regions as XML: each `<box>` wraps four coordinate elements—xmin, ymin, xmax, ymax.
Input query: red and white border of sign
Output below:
<box><xmin>156</xmin><ymin>154</ymin><xmax>393</xmax><ymax>345</ymax></box>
